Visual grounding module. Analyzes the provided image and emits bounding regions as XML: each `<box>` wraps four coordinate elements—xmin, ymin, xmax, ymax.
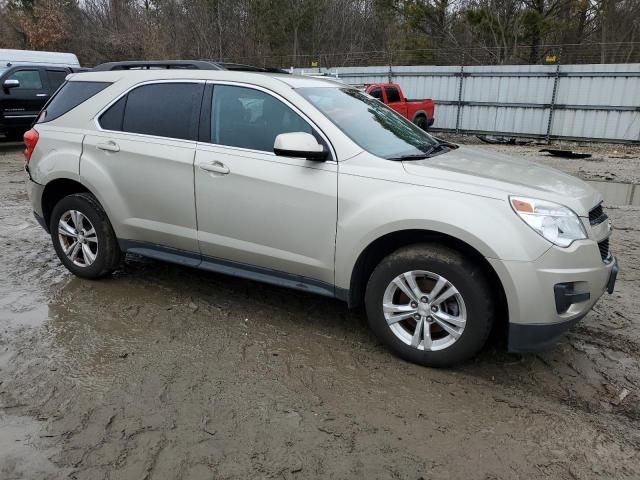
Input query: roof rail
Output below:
<box><xmin>91</xmin><ymin>60</ymin><xmax>291</xmax><ymax>74</ymax></box>
<box><xmin>92</xmin><ymin>60</ymin><xmax>223</xmax><ymax>71</ymax></box>
<box><xmin>216</xmin><ymin>62</ymin><xmax>290</xmax><ymax>74</ymax></box>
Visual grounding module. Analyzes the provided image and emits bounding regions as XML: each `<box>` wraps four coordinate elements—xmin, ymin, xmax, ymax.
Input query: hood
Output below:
<box><xmin>402</xmin><ymin>145</ymin><xmax>602</xmax><ymax>216</ymax></box>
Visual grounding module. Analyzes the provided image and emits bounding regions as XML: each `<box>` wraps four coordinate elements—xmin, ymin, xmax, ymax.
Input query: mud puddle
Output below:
<box><xmin>0</xmin><ymin>414</ymin><xmax>69</xmax><ymax>480</ymax></box>
<box><xmin>586</xmin><ymin>180</ymin><xmax>640</xmax><ymax>206</ymax></box>
<box><xmin>1</xmin><ymin>146</ymin><xmax>640</xmax><ymax>478</ymax></box>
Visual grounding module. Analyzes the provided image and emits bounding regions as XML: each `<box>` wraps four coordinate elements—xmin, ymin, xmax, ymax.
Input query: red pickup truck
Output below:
<box><xmin>364</xmin><ymin>83</ymin><xmax>435</xmax><ymax>130</ymax></box>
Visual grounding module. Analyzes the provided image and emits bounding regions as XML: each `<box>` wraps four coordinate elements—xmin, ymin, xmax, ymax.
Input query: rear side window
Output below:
<box><xmin>384</xmin><ymin>86</ymin><xmax>401</xmax><ymax>103</ymax></box>
<box><xmin>38</xmin><ymin>81</ymin><xmax>111</xmax><ymax>123</ymax></box>
<box><xmin>99</xmin><ymin>83</ymin><xmax>202</xmax><ymax>141</ymax></box>
<box><xmin>46</xmin><ymin>70</ymin><xmax>68</xmax><ymax>90</ymax></box>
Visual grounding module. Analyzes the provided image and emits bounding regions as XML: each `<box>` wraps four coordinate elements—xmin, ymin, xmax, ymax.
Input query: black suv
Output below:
<box><xmin>0</xmin><ymin>64</ymin><xmax>85</xmax><ymax>140</ymax></box>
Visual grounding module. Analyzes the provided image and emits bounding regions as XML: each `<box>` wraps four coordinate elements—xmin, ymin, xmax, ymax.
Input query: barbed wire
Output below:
<box><xmin>219</xmin><ymin>42</ymin><xmax>640</xmax><ymax>69</ymax></box>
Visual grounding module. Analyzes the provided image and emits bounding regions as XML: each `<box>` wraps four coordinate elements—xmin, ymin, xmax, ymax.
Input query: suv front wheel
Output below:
<box><xmin>365</xmin><ymin>243</ymin><xmax>494</xmax><ymax>367</ymax></box>
<box><xmin>50</xmin><ymin>193</ymin><xmax>122</xmax><ymax>279</ymax></box>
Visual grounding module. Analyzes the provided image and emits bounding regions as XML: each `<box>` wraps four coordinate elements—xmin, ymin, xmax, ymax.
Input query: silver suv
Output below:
<box><xmin>24</xmin><ymin>67</ymin><xmax>618</xmax><ymax>367</ymax></box>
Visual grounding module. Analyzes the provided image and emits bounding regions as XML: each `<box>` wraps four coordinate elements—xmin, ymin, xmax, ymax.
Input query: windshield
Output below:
<box><xmin>0</xmin><ymin>68</ymin><xmax>8</xmax><ymax>78</ymax></box>
<box><xmin>297</xmin><ymin>87</ymin><xmax>437</xmax><ymax>159</ymax></box>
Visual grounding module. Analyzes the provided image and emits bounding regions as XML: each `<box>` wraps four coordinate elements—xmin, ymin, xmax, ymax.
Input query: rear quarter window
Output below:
<box><xmin>37</xmin><ymin>81</ymin><xmax>111</xmax><ymax>123</ymax></box>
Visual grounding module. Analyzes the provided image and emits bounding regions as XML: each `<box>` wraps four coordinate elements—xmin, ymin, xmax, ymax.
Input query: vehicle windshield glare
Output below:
<box><xmin>297</xmin><ymin>87</ymin><xmax>437</xmax><ymax>159</ymax></box>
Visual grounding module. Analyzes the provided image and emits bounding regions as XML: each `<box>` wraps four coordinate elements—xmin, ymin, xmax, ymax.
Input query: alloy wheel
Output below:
<box><xmin>57</xmin><ymin>210</ymin><xmax>99</xmax><ymax>267</ymax></box>
<box><xmin>382</xmin><ymin>270</ymin><xmax>467</xmax><ymax>351</ymax></box>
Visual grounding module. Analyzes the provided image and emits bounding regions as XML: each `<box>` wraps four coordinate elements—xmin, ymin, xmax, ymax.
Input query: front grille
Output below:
<box><xmin>598</xmin><ymin>238</ymin><xmax>610</xmax><ymax>262</ymax></box>
<box><xmin>589</xmin><ymin>203</ymin><xmax>608</xmax><ymax>226</ymax></box>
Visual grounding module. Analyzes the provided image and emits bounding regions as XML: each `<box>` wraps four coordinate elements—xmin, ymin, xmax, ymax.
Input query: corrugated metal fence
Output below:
<box><xmin>295</xmin><ymin>64</ymin><xmax>640</xmax><ymax>143</ymax></box>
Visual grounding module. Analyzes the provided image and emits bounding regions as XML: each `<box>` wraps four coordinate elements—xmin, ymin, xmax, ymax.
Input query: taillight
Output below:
<box><xmin>23</xmin><ymin>128</ymin><xmax>39</xmax><ymax>163</ymax></box>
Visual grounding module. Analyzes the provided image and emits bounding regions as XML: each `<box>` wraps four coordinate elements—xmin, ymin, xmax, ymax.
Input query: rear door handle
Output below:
<box><xmin>96</xmin><ymin>141</ymin><xmax>120</xmax><ymax>152</ymax></box>
<box><xmin>199</xmin><ymin>161</ymin><xmax>230</xmax><ymax>175</ymax></box>
<box><xmin>36</xmin><ymin>93</ymin><xmax>48</xmax><ymax>97</ymax></box>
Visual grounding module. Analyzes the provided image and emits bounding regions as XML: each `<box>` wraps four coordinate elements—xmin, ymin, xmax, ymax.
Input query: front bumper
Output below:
<box><xmin>488</xmin><ymin>242</ymin><xmax>618</xmax><ymax>352</ymax></box>
<box><xmin>508</xmin><ymin>256</ymin><xmax>617</xmax><ymax>352</ymax></box>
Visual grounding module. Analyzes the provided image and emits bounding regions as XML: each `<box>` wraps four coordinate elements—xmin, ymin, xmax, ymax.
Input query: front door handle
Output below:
<box><xmin>96</xmin><ymin>141</ymin><xmax>120</xmax><ymax>152</ymax></box>
<box><xmin>36</xmin><ymin>93</ymin><xmax>48</xmax><ymax>97</ymax></box>
<box><xmin>199</xmin><ymin>161</ymin><xmax>230</xmax><ymax>175</ymax></box>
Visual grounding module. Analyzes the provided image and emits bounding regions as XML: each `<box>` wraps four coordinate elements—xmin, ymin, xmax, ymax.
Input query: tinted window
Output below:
<box><xmin>384</xmin><ymin>86</ymin><xmax>401</xmax><ymax>103</ymax></box>
<box><xmin>99</xmin><ymin>96</ymin><xmax>126</xmax><ymax>131</ymax></box>
<box><xmin>7</xmin><ymin>69</ymin><xmax>42</xmax><ymax>89</ymax></box>
<box><xmin>46</xmin><ymin>70</ymin><xmax>68</xmax><ymax>90</ymax></box>
<box><xmin>119</xmin><ymin>83</ymin><xmax>201</xmax><ymax>140</ymax></box>
<box><xmin>298</xmin><ymin>87</ymin><xmax>436</xmax><ymax>160</ymax></box>
<box><xmin>369</xmin><ymin>88</ymin><xmax>382</xmax><ymax>100</ymax></box>
<box><xmin>211</xmin><ymin>85</ymin><xmax>312</xmax><ymax>152</ymax></box>
<box><xmin>38</xmin><ymin>81</ymin><xmax>110</xmax><ymax>123</ymax></box>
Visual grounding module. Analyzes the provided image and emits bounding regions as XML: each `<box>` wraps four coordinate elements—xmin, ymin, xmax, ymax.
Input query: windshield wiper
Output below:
<box><xmin>387</xmin><ymin>153</ymin><xmax>431</xmax><ymax>161</ymax></box>
<box><xmin>388</xmin><ymin>142</ymin><xmax>450</xmax><ymax>161</ymax></box>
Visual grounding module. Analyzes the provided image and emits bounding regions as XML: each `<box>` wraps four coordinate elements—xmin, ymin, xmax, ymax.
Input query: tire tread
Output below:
<box><xmin>365</xmin><ymin>243</ymin><xmax>494</xmax><ymax>367</ymax></box>
<box><xmin>49</xmin><ymin>192</ymin><xmax>121</xmax><ymax>278</ymax></box>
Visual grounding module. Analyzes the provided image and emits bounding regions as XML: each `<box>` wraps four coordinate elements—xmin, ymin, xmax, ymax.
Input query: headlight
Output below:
<box><xmin>510</xmin><ymin>196</ymin><xmax>587</xmax><ymax>247</ymax></box>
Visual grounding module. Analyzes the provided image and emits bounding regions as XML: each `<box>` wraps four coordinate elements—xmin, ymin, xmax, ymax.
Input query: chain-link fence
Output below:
<box><xmin>223</xmin><ymin>42</ymin><xmax>640</xmax><ymax>70</ymax></box>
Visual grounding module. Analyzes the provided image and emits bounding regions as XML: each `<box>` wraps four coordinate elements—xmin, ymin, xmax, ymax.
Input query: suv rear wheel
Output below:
<box><xmin>50</xmin><ymin>193</ymin><xmax>121</xmax><ymax>278</ymax></box>
<box><xmin>365</xmin><ymin>243</ymin><xmax>494</xmax><ymax>367</ymax></box>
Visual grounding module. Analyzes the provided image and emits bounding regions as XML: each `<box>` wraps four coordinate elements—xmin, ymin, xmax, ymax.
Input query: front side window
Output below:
<box><xmin>211</xmin><ymin>85</ymin><xmax>312</xmax><ymax>152</ymax></box>
<box><xmin>7</xmin><ymin>69</ymin><xmax>42</xmax><ymax>89</ymax></box>
<box><xmin>369</xmin><ymin>87</ymin><xmax>382</xmax><ymax>100</ymax></box>
<box><xmin>99</xmin><ymin>83</ymin><xmax>202</xmax><ymax>141</ymax></box>
<box><xmin>298</xmin><ymin>87</ymin><xmax>436</xmax><ymax>160</ymax></box>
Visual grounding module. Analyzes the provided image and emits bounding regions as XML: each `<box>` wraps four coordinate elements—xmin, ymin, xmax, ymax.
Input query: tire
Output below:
<box><xmin>414</xmin><ymin>115</ymin><xmax>428</xmax><ymax>130</ymax></box>
<box><xmin>365</xmin><ymin>243</ymin><xmax>494</xmax><ymax>367</ymax></box>
<box><xmin>49</xmin><ymin>193</ymin><xmax>122</xmax><ymax>279</ymax></box>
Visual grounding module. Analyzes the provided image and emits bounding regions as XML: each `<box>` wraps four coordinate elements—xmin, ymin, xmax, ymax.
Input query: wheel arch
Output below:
<box><xmin>345</xmin><ymin>229</ymin><xmax>509</xmax><ymax>342</ymax></box>
<box><xmin>41</xmin><ymin>178</ymin><xmax>95</xmax><ymax>231</ymax></box>
<box><xmin>411</xmin><ymin>110</ymin><xmax>427</xmax><ymax>123</ymax></box>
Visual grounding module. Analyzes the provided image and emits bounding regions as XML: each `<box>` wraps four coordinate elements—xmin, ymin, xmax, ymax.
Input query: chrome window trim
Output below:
<box><xmin>92</xmin><ymin>78</ymin><xmax>338</xmax><ymax>160</ymax></box>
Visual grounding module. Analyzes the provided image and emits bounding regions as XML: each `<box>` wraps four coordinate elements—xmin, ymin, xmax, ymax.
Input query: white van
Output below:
<box><xmin>0</xmin><ymin>49</ymin><xmax>80</xmax><ymax>69</ymax></box>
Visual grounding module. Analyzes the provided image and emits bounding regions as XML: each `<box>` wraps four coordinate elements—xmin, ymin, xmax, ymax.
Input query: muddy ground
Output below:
<box><xmin>1</xmin><ymin>139</ymin><xmax>639</xmax><ymax>479</ymax></box>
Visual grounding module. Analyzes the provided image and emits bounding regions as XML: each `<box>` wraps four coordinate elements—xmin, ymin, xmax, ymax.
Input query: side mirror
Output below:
<box><xmin>3</xmin><ymin>79</ymin><xmax>20</xmax><ymax>90</ymax></box>
<box><xmin>273</xmin><ymin>132</ymin><xmax>328</xmax><ymax>161</ymax></box>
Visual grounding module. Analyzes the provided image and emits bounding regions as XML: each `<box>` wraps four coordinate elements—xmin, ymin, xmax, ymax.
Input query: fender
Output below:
<box><xmin>411</xmin><ymin>110</ymin><xmax>428</xmax><ymax>123</ymax></box>
<box><xmin>334</xmin><ymin>166</ymin><xmax>551</xmax><ymax>292</ymax></box>
<box><xmin>29</xmin><ymin>125</ymin><xmax>85</xmax><ymax>186</ymax></box>
<box><xmin>31</xmin><ymin>125</ymin><xmax>122</xmax><ymax>237</ymax></box>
